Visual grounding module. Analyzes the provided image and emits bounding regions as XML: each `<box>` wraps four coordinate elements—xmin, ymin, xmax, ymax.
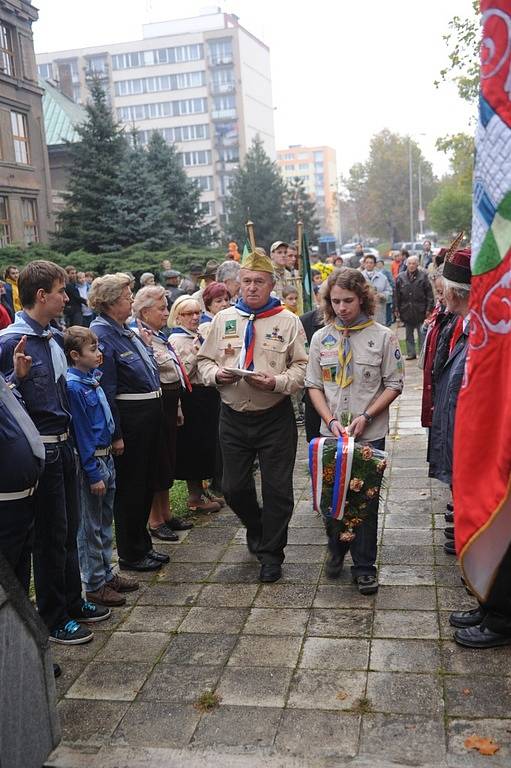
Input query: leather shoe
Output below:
<box><xmin>325</xmin><ymin>554</ymin><xmax>344</xmax><ymax>579</ymax></box>
<box><xmin>449</xmin><ymin>607</ymin><xmax>484</xmax><ymax>628</ymax></box>
<box><xmin>446</xmin><ymin>502</ymin><xmax>454</xmax><ymax>512</ymax></box>
<box><xmin>149</xmin><ymin>524</ymin><xmax>179</xmax><ymax>542</ymax></box>
<box><xmin>454</xmin><ymin>624</ymin><xmax>511</xmax><ymax>648</ymax></box>
<box><xmin>443</xmin><ymin>539</ymin><xmax>456</xmax><ymax>555</ymax></box>
<box><xmin>53</xmin><ymin>663</ymin><xmax>62</xmax><ymax>678</ymax></box>
<box><xmin>353</xmin><ymin>573</ymin><xmax>379</xmax><ymax>595</ymax></box>
<box><xmin>168</xmin><ymin>517</ymin><xmax>194</xmax><ymax>531</ymax></box>
<box><xmin>444</xmin><ymin>527</ymin><xmax>454</xmax><ymax>540</ymax></box>
<box><xmin>148</xmin><ymin>549</ymin><xmax>170</xmax><ymax>564</ymax></box>
<box><xmin>259</xmin><ymin>564</ymin><xmax>282</xmax><ymax>583</ymax></box>
<box><xmin>119</xmin><ymin>556</ymin><xmax>162</xmax><ymax>572</ymax></box>
<box><xmin>444</xmin><ymin>511</ymin><xmax>454</xmax><ymax>523</ymax></box>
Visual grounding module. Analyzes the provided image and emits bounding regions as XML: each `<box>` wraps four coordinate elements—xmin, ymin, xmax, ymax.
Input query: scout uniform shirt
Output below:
<box><xmin>168</xmin><ymin>331</ymin><xmax>202</xmax><ymax>385</ymax></box>
<box><xmin>305</xmin><ymin>322</ymin><xmax>404</xmax><ymax>441</ymax></box>
<box><xmin>198</xmin><ymin>306</ymin><xmax>307</xmax><ymax>412</ymax></box>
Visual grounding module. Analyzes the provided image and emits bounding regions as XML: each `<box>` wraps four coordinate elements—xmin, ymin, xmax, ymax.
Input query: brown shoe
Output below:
<box><xmin>86</xmin><ymin>584</ymin><xmax>126</xmax><ymax>607</ymax></box>
<box><xmin>109</xmin><ymin>573</ymin><xmax>139</xmax><ymax>593</ymax></box>
<box><xmin>188</xmin><ymin>495</ymin><xmax>221</xmax><ymax>514</ymax></box>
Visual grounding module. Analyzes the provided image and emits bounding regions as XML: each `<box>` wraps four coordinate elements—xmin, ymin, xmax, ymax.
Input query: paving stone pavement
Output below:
<box><xmin>47</xmin><ymin>360</ymin><xmax>511</xmax><ymax>768</ymax></box>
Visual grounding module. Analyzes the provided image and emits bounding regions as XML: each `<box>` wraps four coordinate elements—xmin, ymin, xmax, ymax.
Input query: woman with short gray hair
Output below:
<box><xmin>216</xmin><ymin>261</ymin><xmax>241</xmax><ymax>303</ymax></box>
<box><xmin>90</xmin><ymin>274</ymin><xmax>168</xmax><ymax>573</ymax></box>
<box><xmin>132</xmin><ymin>286</ymin><xmax>194</xmax><ymax>541</ymax></box>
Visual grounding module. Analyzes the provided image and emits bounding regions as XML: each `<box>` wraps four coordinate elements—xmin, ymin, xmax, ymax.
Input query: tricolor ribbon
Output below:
<box><xmin>309</xmin><ymin>435</ymin><xmax>355</xmax><ymax>520</ymax></box>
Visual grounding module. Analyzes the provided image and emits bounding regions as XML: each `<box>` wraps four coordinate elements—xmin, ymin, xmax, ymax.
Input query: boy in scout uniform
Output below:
<box><xmin>198</xmin><ymin>248</ymin><xmax>307</xmax><ymax>583</ymax></box>
<box><xmin>305</xmin><ymin>267</ymin><xmax>403</xmax><ymax>594</ymax></box>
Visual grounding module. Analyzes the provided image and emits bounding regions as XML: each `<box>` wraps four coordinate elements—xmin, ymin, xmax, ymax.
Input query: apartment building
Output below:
<box><xmin>36</xmin><ymin>8</ymin><xmax>275</xmax><ymax>232</ymax></box>
<box><xmin>277</xmin><ymin>145</ymin><xmax>338</xmax><ymax>237</ymax></box>
<box><xmin>0</xmin><ymin>0</ymin><xmax>51</xmax><ymax>247</ymax></box>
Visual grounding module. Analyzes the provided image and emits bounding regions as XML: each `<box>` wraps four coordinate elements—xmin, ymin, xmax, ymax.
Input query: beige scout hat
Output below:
<box><xmin>241</xmin><ymin>247</ymin><xmax>274</xmax><ymax>274</ymax></box>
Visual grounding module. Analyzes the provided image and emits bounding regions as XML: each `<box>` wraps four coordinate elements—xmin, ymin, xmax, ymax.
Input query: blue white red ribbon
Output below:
<box><xmin>309</xmin><ymin>435</ymin><xmax>355</xmax><ymax>519</ymax></box>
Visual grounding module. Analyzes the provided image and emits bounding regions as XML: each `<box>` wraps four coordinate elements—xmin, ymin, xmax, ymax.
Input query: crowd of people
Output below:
<box><xmin>0</xmin><ymin>232</ymin><xmax>502</xmax><ymax>689</ymax></box>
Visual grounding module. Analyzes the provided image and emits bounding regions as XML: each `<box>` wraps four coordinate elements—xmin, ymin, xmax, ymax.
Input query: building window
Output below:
<box><xmin>0</xmin><ymin>196</ymin><xmax>10</xmax><ymax>246</ymax></box>
<box><xmin>192</xmin><ymin>176</ymin><xmax>213</xmax><ymax>191</ymax></box>
<box><xmin>199</xmin><ymin>201</ymin><xmax>215</xmax><ymax>216</ymax></box>
<box><xmin>38</xmin><ymin>62</ymin><xmax>53</xmax><ymax>80</ymax></box>
<box><xmin>298</xmin><ymin>163</ymin><xmax>309</xmax><ymax>171</ymax></box>
<box><xmin>114</xmin><ymin>70</ymin><xmax>206</xmax><ymax>97</ymax></box>
<box><xmin>22</xmin><ymin>198</ymin><xmax>39</xmax><ymax>244</ymax></box>
<box><xmin>180</xmin><ymin>150</ymin><xmax>211</xmax><ymax>167</ymax></box>
<box><xmin>0</xmin><ymin>22</ymin><xmax>15</xmax><ymax>77</ymax></box>
<box><xmin>112</xmin><ymin>44</ymin><xmax>203</xmax><ymax>70</ymax></box>
<box><xmin>117</xmin><ymin>98</ymin><xmax>207</xmax><ymax>122</ymax></box>
<box><xmin>11</xmin><ymin>112</ymin><xmax>30</xmax><ymax>164</ymax></box>
<box><xmin>208</xmin><ymin>38</ymin><xmax>233</xmax><ymax>66</ymax></box>
<box><xmin>87</xmin><ymin>55</ymin><xmax>108</xmax><ymax>74</ymax></box>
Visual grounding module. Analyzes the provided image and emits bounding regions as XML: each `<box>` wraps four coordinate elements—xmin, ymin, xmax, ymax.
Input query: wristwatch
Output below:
<box><xmin>361</xmin><ymin>411</ymin><xmax>373</xmax><ymax>424</ymax></box>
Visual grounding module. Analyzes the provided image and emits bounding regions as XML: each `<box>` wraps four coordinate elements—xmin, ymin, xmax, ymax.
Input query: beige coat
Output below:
<box><xmin>305</xmin><ymin>321</ymin><xmax>404</xmax><ymax>440</ymax></box>
<box><xmin>198</xmin><ymin>305</ymin><xmax>308</xmax><ymax>412</ymax></box>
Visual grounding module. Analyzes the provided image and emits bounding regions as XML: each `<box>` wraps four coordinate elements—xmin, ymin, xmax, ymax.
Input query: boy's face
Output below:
<box><xmin>285</xmin><ymin>292</ymin><xmax>298</xmax><ymax>310</ymax></box>
<box><xmin>44</xmin><ymin>279</ymin><xmax>68</xmax><ymax>319</ymax></box>
<box><xmin>313</xmin><ymin>274</ymin><xmax>322</xmax><ymax>286</ymax></box>
<box><xmin>75</xmin><ymin>340</ymin><xmax>102</xmax><ymax>371</ymax></box>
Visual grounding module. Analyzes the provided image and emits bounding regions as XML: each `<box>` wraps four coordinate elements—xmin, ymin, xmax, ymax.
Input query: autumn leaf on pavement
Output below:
<box><xmin>336</xmin><ymin>690</ymin><xmax>348</xmax><ymax>700</ymax></box>
<box><xmin>464</xmin><ymin>735</ymin><xmax>500</xmax><ymax>755</ymax></box>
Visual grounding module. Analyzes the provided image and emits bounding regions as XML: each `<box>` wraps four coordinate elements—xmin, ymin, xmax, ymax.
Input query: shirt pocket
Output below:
<box><xmin>22</xmin><ymin>362</ymin><xmax>51</xmax><ymax>407</ymax></box>
<box><xmin>354</xmin><ymin>355</ymin><xmax>382</xmax><ymax>387</ymax></box>
<box><xmin>84</xmin><ymin>388</ymin><xmax>99</xmax><ymax>407</ymax></box>
<box><xmin>260</xmin><ymin>339</ymin><xmax>289</xmax><ymax>373</ymax></box>
<box><xmin>218</xmin><ymin>338</ymin><xmax>242</xmax><ymax>364</ymax></box>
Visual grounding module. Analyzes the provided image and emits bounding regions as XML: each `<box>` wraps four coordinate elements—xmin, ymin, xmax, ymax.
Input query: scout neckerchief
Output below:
<box><xmin>169</xmin><ymin>325</ymin><xmax>205</xmax><ymax>345</ymax></box>
<box><xmin>0</xmin><ymin>311</ymin><xmax>67</xmax><ymax>382</ymax></box>
<box><xmin>234</xmin><ymin>297</ymin><xmax>284</xmax><ymax>370</ymax></box>
<box><xmin>66</xmin><ymin>367</ymin><xmax>115</xmax><ymax>435</ymax></box>
<box><xmin>333</xmin><ymin>313</ymin><xmax>374</xmax><ymax>388</ymax></box>
<box><xmin>155</xmin><ymin>330</ymin><xmax>192</xmax><ymax>392</ymax></box>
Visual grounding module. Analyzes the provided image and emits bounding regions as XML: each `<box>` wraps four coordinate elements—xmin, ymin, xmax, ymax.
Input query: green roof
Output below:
<box><xmin>40</xmin><ymin>79</ymin><xmax>87</xmax><ymax>146</ymax></box>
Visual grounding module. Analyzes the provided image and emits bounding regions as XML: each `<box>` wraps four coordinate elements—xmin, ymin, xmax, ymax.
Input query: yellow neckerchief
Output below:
<box><xmin>333</xmin><ymin>317</ymin><xmax>374</xmax><ymax>388</ymax></box>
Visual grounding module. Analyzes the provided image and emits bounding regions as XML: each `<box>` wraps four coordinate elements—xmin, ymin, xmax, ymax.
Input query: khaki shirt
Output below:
<box><xmin>198</xmin><ymin>306</ymin><xmax>308</xmax><ymax>412</ymax></box>
<box><xmin>168</xmin><ymin>332</ymin><xmax>202</xmax><ymax>385</ymax></box>
<box><xmin>273</xmin><ymin>267</ymin><xmax>293</xmax><ymax>300</ymax></box>
<box><xmin>152</xmin><ymin>333</ymin><xmax>180</xmax><ymax>385</ymax></box>
<box><xmin>305</xmin><ymin>321</ymin><xmax>404</xmax><ymax>440</ymax></box>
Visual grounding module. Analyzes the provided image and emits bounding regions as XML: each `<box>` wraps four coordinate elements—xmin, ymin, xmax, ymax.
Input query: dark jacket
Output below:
<box><xmin>428</xmin><ymin>324</ymin><xmax>469</xmax><ymax>485</ymax></box>
<box><xmin>395</xmin><ymin>269</ymin><xmax>434</xmax><ymax>326</ymax></box>
<box><xmin>300</xmin><ymin>309</ymin><xmax>324</xmax><ymax>442</ymax></box>
<box><xmin>64</xmin><ymin>282</ymin><xmax>85</xmax><ymax>326</ymax></box>
<box><xmin>1</xmin><ymin>282</ymin><xmax>14</xmax><ymax>320</ymax></box>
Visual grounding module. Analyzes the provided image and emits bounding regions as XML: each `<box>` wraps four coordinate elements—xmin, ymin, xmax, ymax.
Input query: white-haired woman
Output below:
<box><xmin>132</xmin><ymin>286</ymin><xmax>194</xmax><ymax>541</ymax></box>
<box><xmin>89</xmin><ymin>274</ymin><xmax>168</xmax><ymax>573</ymax></box>
<box><xmin>168</xmin><ymin>295</ymin><xmax>221</xmax><ymax>512</ymax></box>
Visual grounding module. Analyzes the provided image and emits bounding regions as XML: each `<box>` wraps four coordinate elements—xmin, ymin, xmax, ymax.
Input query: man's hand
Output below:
<box><xmin>13</xmin><ymin>336</ymin><xmax>32</xmax><ymax>380</ymax></box>
<box><xmin>328</xmin><ymin>419</ymin><xmax>345</xmax><ymax>438</ymax></box>
<box><xmin>216</xmin><ymin>368</ymin><xmax>242</xmax><ymax>385</ymax></box>
<box><xmin>112</xmin><ymin>438</ymin><xmax>124</xmax><ymax>456</ymax></box>
<box><xmin>347</xmin><ymin>415</ymin><xmax>368</xmax><ymax>438</ymax></box>
<box><xmin>246</xmin><ymin>372</ymin><xmax>276</xmax><ymax>391</ymax></box>
<box><xmin>136</xmin><ymin>320</ymin><xmax>153</xmax><ymax>347</ymax></box>
<box><xmin>90</xmin><ymin>480</ymin><xmax>106</xmax><ymax>496</ymax></box>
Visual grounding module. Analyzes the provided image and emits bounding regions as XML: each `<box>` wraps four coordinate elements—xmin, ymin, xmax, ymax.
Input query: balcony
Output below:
<box><xmin>211</xmin><ymin>108</ymin><xmax>236</xmax><ymax>120</ymax></box>
<box><xmin>210</xmin><ymin>81</ymin><xmax>236</xmax><ymax>95</ymax></box>
<box><xmin>208</xmin><ymin>54</ymin><xmax>234</xmax><ymax>67</ymax></box>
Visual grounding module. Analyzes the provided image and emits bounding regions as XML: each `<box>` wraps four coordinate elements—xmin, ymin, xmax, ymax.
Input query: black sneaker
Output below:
<box><xmin>70</xmin><ymin>600</ymin><xmax>111</xmax><ymax>623</ymax></box>
<box><xmin>50</xmin><ymin>619</ymin><xmax>93</xmax><ymax>645</ymax></box>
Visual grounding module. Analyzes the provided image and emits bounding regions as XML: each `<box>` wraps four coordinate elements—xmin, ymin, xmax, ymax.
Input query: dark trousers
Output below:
<box><xmin>328</xmin><ymin>437</ymin><xmax>385</xmax><ymax>577</ymax></box>
<box><xmin>480</xmin><ymin>541</ymin><xmax>511</xmax><ymax>635</ymax></box>
<box><xmin>114</xmin><ymin>399</ymin><xmax>161</xmax><ymax>562</ymax></box>
<box><xmin>405</xmin><ymin>323</ymin><xmax>425</xmax><ymax>358</ymax></box>
<box><xmin>220</xmin><ymin>397</ymin><xmax>298</xmax><ymax>565</ymax></box>
<box><xmin>33</xmin><ymin>440</ymin><xmax>83</xmax><ymax>631</ymax></box>
<box><xmin>0</xmin><ymin>496</ymin><xmax>36</xmax><ymax>594</ymax></box>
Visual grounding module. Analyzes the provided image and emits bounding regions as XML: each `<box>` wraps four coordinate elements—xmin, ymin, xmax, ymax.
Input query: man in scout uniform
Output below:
<box><xmin>270</xmin><ymin>241</ymin><xmax>292</xmax><ymax>300</ymax></box>
<box><xmin>198</xmin><ymin>248</ymin><xmax>307</xmax><ymax>583</ymax></box>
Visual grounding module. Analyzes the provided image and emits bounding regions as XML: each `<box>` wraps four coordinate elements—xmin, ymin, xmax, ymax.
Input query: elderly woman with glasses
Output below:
<box><xmin>167</xmin><ymin>295</ymin><xmax>221</xmax><ymax>513</ymax></box>
<box><xmin>89</xmin><ymin>274</ymin><xmax>169</xmax><ymax>573</ymax></box>
<box><xmin>131</xmin><ymin>285</ymin><xmax>194</xmax><ymax>541</ymax></box>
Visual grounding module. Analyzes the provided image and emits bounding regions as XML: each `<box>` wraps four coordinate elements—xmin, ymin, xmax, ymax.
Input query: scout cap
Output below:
<box><xmin>241</xmin><ymin>247</ymin><xmax>274</xmax><ymax>273</ymax></box>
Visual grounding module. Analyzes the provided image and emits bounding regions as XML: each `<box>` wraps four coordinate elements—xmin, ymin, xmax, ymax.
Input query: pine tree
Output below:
<box><xmin>284</xmin><ymin>177</ymin><xmax>320</xmax><ymax>242</ymax></box>
<box><xmin>226</xmin><ymin>136</ymin><xmax>288</xmax><ymax>250</ymax></box>
<box><xmin>108</xmin><ymin>132</ymin><xmax>173</xmax><ymax>249</ymax></box>
<box><xmin>146</xmin><ymin>132</ymin><xmax>206</xmax><ymax>244</ymax></box>
<box><xmin>54</xmin><ymin>79</ymin><xmax>127</xmax><ymax>253</ymax></box>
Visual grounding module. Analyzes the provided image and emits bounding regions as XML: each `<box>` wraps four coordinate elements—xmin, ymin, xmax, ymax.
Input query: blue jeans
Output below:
<box><xmin>328</xmin><ymin>437</ymin><xmax>386</xmax><ymax>578</ymax></box>
<box><xmin>77</xmin><ymin>455</ymin><xmax>116</xmax><ymax>592</ymax></box>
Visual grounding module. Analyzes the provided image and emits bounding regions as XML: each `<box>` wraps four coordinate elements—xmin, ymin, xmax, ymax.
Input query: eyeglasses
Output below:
<box><xmin>180</xmin><ymin>311</ymin><xmax>201</xmax><ymax>317</ymax></box>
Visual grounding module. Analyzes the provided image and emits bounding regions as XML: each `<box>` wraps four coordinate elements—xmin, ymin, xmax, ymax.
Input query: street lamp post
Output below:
<box><xmin>418</xmin><ymin>162</ymin><xmax>424</xmax><ymax>237</ymax></box>
<box><xmin>408</xmin><ymin>138</ymin><xmax>414</xmax><ymax>242</ymax></box>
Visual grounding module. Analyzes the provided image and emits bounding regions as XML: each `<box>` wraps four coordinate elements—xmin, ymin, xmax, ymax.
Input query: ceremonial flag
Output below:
<box><xmin>300</xmin><ymin>230</ymin><xmax>314</xmax><ymax>313</ymax></box>
<box><xmin>242</xmin><ymin>239</ymin><xmax>250</xmax><ymax>259</ymax></box>
<box><xmin>453</xmin><ymin>0</ymin><xmax>511</xmax><ymax>601</ymax></box>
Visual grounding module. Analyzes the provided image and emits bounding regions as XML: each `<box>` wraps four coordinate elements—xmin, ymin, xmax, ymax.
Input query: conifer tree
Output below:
<box><xmin>109</xmin><ymin>132</ymin><xmax>173</xmax><ymax>249</ymax></box>
<box><xmin>54</xmin><ymin>79</ymin><xmax>127</xmax><ymax>253</ymax></box>
<box><xmin>226</xmin><ymin>136</ymin><xmax>288</xmax><ymax>249</ymax></box>
<box><xmin>284</xmin><ymin>177</ymin><xmax>320</xmax><ymax>242</ymax></box>
<box><xmin>146</xmin><ymin>132</ymin><xmax>206</xmax><ymax>244</ymax></box>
